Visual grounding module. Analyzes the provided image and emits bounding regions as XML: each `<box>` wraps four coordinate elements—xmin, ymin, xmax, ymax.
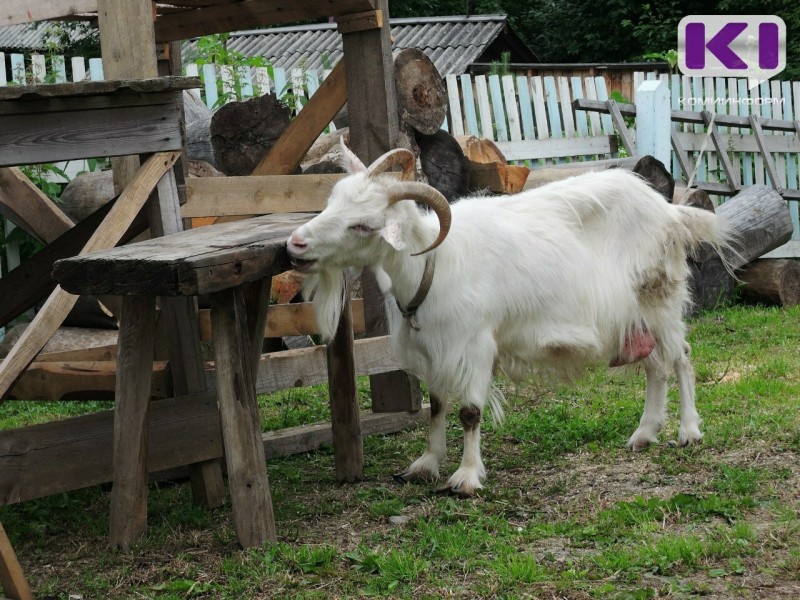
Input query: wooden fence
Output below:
<box><xmin>2</xmin><ymin>52</ymin><xmax>799</xmax><ymax>256</ymax></box>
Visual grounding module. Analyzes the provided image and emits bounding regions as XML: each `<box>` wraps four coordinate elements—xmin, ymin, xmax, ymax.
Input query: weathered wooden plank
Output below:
<box><xmin>557</xmin><ymin>76</ymin><xmax>575</xmax><ymax>138</ymax></box>
<box><xmin>495</xmin><ymin>136</ymin><xmax>616</xmax><ymax>161</ymax></box>
<box><xmin>0</xmin><ymin>393</ymin><xmax>223</xmax><ymax>505</ymax></box>
<box><xmin>517</xmin><ymin>75</ymin><xmax>535</xmax><ymax>140</ymax></box>
<box><xmin>265</xmin><ymin>300</ymin><xmax>365</xmax><ymax>337</ymax></box>
<box><xmin>543</xmin><ymin>76</ymin><xmax>562</xmax><ymax>141</ymax></box>
<box><xmin>0</xmin><ymin>167</ymin><xmax>73</xmax><ymax>243</ymax></box>
<box><xmin>7</xmin><ymin>360</ymin><xmax>170</xmax><ymax>402</ymax></box>
<box><xmin>569</xmin><ymin>77</ymin><xmax>588</xmax><ymax>138</ymax></box>
<box><xmin>108</xmin><ymin>296</ymin><xmax>156</xmax><ymax>550</ymax></box>
<box><xmin>446</xmin><ymin>74</ymin><xmax>465</xmax><ymax>137</ymax></box>
<box><xmin>750</xmin><ymin>115</ymin><xmax>784</xmax><ymax>193</ymax></box>
<box><xmin>251</xmin><ymin>335</ymin><xmax>398</xmax><ymax>395</ymax></box>
<box><xmin>0</xmin><ymin>522</ymin><xmax>33</xmax><ymax>600</ymax></box>
<box><xmin>0</xmin><ymin>152</ymin><xmax>179</xmax><ymax>400</ymax></box>
<box><xmin>53</xmin><ymin>213</ymin><xmax>310</xmax><ymax>297</ymax></box>
<box><xmin>336</xmin><ymin>9</ymin><xmax>383</xmax><ymax>34</ymax></box>
<box><xmin>183</xmin><ymin>174</ymin><xmax>340</xmax><ymax>217</ymax></box>
<box><xmin>501</xmin><ymin>75</ymin><xmax>522</xmax><ymax>141</ymax></box>
<box><xmin>1</xmin><ymin>0</ymin><xmax>97</xmax><ymax>26</ymax></box>
<box><xmin>474</xmin><ymin>75</ymin><xmax>494</xmax><ymax>140</ymax></box>
<box><xmin>0</xmin><ymin>99</ymin><xmax>184</xmax><ymax>165</ymax></box>
<box><xmin>210</xmin><ymin>287</ymin><xmax>276</xmax><ymax>547</ymax></box>
<box><xmin>582</xmin><ymin>77</ymin><xmax>603</xmax><ymax>135</ymax></box>
<box><xmin>460</xmin><ymin>74</ymin><xmax>480</xmax><ymax>136</ymax></box>
<box><xmin>154</xmin><ymin>0</ymin><xmax>376</xmax><ymax>42</ymax></box>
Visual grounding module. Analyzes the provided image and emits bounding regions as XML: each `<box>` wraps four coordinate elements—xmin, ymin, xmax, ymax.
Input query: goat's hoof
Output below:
<box><xmin>393</xmin><ymin>469</ymin><xmax>436</xmax><ymax>485</ymax></box>
<box><xmin>626</xmin><ymin>429</ymin><xmax>659</xmax><ymax>452</ymax></box>
<box><xmin>434</xmin><ymin>483</ymin><xmax>474</xmax><ymax>499</ymax></box>
<box><xmin>677</xmin><ymin>430</ymin><xmax>703</xmax><ymax>447</ymax></box>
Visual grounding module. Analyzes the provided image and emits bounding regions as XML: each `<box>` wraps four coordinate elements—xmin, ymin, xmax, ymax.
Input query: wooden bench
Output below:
<box><xmin>52</xmin><ymin>212</ymin><xmax>338</xmax><ymax>549</ymax></box>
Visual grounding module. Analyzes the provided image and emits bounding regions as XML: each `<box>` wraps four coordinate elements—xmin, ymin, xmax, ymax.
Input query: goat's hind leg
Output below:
<box><xmin>627</xmin><ymin>355</ymin><xmax>669</xmax><ymax>451</ymax></box>
<box><xmin>394</xmin><ymin>394</ymin><xmax>448</xmax><ymax>484</ymax></box>
<box><xmin>675</xmin><ymin>342</ymin><xmax>702</xmax><ymax>446</ymax></box>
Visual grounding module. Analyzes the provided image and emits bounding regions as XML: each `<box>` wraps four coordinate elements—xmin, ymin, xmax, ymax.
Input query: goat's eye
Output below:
<box><xmin>349</xmin><ymin>223</ymin><xmax>374</xmax><ymax>235</ymax></box>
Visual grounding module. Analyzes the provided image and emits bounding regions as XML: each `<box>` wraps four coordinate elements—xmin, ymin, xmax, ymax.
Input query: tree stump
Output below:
<box><xmin>632</xmin><ymin>155</ymin><xmax>674</xmax><ymax>201</ymax></box>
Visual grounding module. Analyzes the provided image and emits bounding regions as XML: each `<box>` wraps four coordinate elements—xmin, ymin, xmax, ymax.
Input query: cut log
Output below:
<box><xmin>455</xmin><ymin>135</ymin><xmax>507</xmax><ymax>164</ymax></box>
<box><xmin>394</xmin><ymin>48</ymin><xmax>447</xmax><ymax>135</ymax></box>
<box><xmin>186</xmin><ymin>113</ymin><xmax>214</xmax><ymax>166</ymax></box>
<box><xmin>739</xmin><ymin>259</ymin><xmax>800</xmax><ymax>307</ymax></box>
<box><xmin>674</xmin><ymin>186</ymin><xmax>714</xmax><ymax>211</ymax></box>
<box><xmin>58</xmin><ymin>170</ymin><xmax>115</xmax><ymax>223</ymax></box>
<box><xmin>187</xmin><ymin>160</ymin><xmax>224</xmax><ymax>178</ymax></box>
<box><xmin>210</xmin><ymin>93</ymin><xmax>293</xmax><ymax>176</ymax></box>
<box><xmin>415</xmin><ymin>129</ymin><xmax>468</xmax><ymax>201</ymax></box>
<box><xmin>632</xmin><ymin>155</ymin><xmax>674</xmax><ymax>201</ymax></box>
<box><xmin>687</xmin><ymin>184</ymin><xmax>794</xmax><ymax>313</ymax></box>
<box><xmin>466</xmin><ymin>160</ymin><xmax>530</xmax><ymax>194</ymax></box>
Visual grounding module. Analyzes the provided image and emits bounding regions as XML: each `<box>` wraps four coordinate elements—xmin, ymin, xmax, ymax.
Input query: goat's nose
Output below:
<box><xmin>288</xmin><ymin>232</ymin><xmax>308</xmax><ymax>251</ymax></box>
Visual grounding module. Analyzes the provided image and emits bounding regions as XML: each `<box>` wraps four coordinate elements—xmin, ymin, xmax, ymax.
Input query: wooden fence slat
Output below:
<box><xmin>290</xmin><ymin>68</ymin><xmax>305</xmax><ymax>113</ymax></box>
<box><xmin>220</xmin><ymin>64</ymin><xmax>235</xmax><ymax>101</ymax></box>
<box><xmin>557</xmin><ymin>76</ymin><xmax>575</xmax><ymax>138</ymax></box>
<box><xmin>749</xmin><ymin>83</ymin><xmax>765</xmax><ymax>185</ymax></box>
<box><xmin>10</xmin><ymin>53</ymin><xmax>25</xmax><ymax>84</ymax></box>
<box><xmin>791</xmin><ymin>82</ymin><xmax>800</xmax><ymax>240</ymax></box>
<box><xmin>737</xmin><ymin>79</ymin><xmax>754</xmax><ymax>186</ymax></box>
<box><xmin>633</xmin><ymin>71</ymin><xmax>644</xmax><ymax>101</ymax></box>
<box><xmin>582</xmin><ymin>76</ymin><xmax>602</xmax><ymax>135</ymax></box>
<box><xmin>51</xmin><ymin>55</ymin><xmax>67</xmax><ymax>83</ymax></box>
<box><xmin>501</xmin><ymin>75</ymin><xmax>522</xmax><ymax>142</ymax></box>
<box><xmin>305</xmin><ymin>70</ymin><xmax>320</xmax><ymax>96</ymax></box>
<box><xmin>488</xmin><ymin>74</ymin><xmax>508</xmax><ymax>142</ymax></box>
<box><xmin>570</xmin><ymin>76</ymin><xmax>588</xmax><ymax>137</ymax></box>
<box><xmin>516</xmin><ymin>75</ymin><xmax>535</xmax><ymax>140</ymax></box>
<box><xmin>0</xmin><ymin>52</ymin><xmax>6</xmax><ymax>86</ymax></box>
<box><xmin>253</xmin><ymin>66</ymin><xmax>271</xmax><ymax>96</ymax></box>
<box><xmin>71</xmin><ymin>56</ymin><xmax>86</xmax><ymax>82</ymax></box>
<box><xmin>239</xmin><ymin>66</ymin><xmax>254</xmax><ymax>98</ymax></box>
<box><xmin>702</xmin><ymin>77</ymin><xmax>718</xmax><ymax>182</ymax></box>
<box><xmin>88</xmin><ymin>57</ymin><xmax>104</xmax><ymax>81</ymax></box>
<box><xmin>593</xmin><ymin>76</ymin><xmax>614</xmax><ymax>134</ymax></box>
<box><xmin>543</xmin><ymin>76</ymin><xmax>562</xmax><ymax>139</ymax></box>
<box><xmin>31</xmin><ymin>54</ymin><xmax>46</xmax><ymax>83</ymax></box>
<box><xmin>460</xmin><ymin>74</ymin><xmax>480</xmax><ymax>136</ymax></box>
<box><xmin>446</xmin><ymin>74</ymin><xmax>464</xmax><ymax>137</ymax></box>
<box><xmin>273</xmin><ymin>67</ymin><xmax>287</xmax><ymax>100</ymax></box>
<box><xmin>531</xmin><ymin>76</ymin><xmax>549</xmax><ymax>140</ymax></box>
<box><xmin>670</xmin><ymin>74</ymin><xmax>683</xmax><ymax>179</ymax></box>
<box><xmin>202</xmin><ymin>63</ymin><xmax>218</xmax><ymax>109</ymax></box>
<box><xmin>772</xmin><ymin>80</ymin><xmax>787</xmax><ymax>191</ymax></box>
<box><xmin>689</xmin><ymin>76</ymin><xmax>707</xmax><ymax>182</ymax></box>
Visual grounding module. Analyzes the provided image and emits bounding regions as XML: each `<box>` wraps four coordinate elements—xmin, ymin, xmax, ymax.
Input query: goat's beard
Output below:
<box><xmin>302</xmin><ymin>267</ymin><xmax>346</xmax><ymax>342</ymax></box>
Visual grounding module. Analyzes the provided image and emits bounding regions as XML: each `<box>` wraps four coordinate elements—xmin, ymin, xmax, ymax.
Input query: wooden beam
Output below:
<box><xmin>1</xmin><ymin>0</ymin><xmax>96</xmax><ymax>26</ymax></box>
<box><xmin>336</xmin><ymin>10</ymin><xmax>383</xmax><ymax>34</ymax></box>
<box><xmin>7</xmin><ymin>359</ymin><xmax>170</xmax><ymax>401</ymax></box>
<box><xmin>183</xmin><ymin>174</ymin><xmax>342</xmax><ymax>218</ymax></box>
<box><xmin>0</xmin><ymin>168</ymin><xmax>73</xmax><ymax>244</ymax></box>
<box><xmin>0</xmin><ymin>522</ymin><xmax>33</xmax><ymax>600</ymax></box>
<box><xmin>0</xmin><ymin>152</ymin><xmax>179</xmax><ymax>401</ymax></box>
<box><xmin>251</xmin><ymin>60</ymin><xmax>348</xmax><ymax>177</ymax></box>
<box><xmin>0</xmin><ymin>398</ymin><xmax>427</xmax><ymax>508</ymax></box>
<box><xmin>108</xmin><ymin>295</ymin><xmax>157</xmax><ymax>550</ymax></box>
<box><xmin>210</xmin><ymin>287</ymin><xmax>276</xmax><ymax>546</ymax></box>
<box><xmin>154</xmin><ymin>0</ymin><xmax>376</xmax><ymax>43</ymax></box>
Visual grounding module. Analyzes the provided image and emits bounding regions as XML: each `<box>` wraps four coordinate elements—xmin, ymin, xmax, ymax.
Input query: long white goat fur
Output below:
<box><xmin>304</xmin><ymin>169</ymin><xmax>727</xmax><ymax>407</ymax></box>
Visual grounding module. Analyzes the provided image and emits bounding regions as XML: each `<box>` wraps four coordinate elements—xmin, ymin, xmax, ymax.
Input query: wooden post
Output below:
<box><xmin>210</xmin><ymin>287</ymin><xmax>276</xmax><ymax>547</ymax></box>
<box><xmin>341</xmin><ymin>0</ymin><xmax>422</xmax><ymax>414</ymax></box>
<box><xmin>635</xmin><ymin>79</ymin><xmax>670</xmax><ymax>165</ymax></box>
<box><xmin>0</xmin><ymin>522</ymin><xmax>34</xmax><ymax>600</ymax></box>
<box><xmin>109</xmin><ymin>295</ymin><xmax>157</xmax><ymax>550</ymax></box>
<box><xmin>326</xmin><ymin>279</ymin><xmax>363</xmax><ymax>482</ymax></box>
<box><xmin>97</xmin><ymin>0</ymin><xmax>225</xmax><ymax>509</ymax></box>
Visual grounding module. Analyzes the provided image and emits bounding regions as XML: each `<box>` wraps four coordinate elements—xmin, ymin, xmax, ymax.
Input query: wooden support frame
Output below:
<box><xmin>0</xmin><ymin>522</ymin><xmax>33</xmax><ymax>600</ymax></box>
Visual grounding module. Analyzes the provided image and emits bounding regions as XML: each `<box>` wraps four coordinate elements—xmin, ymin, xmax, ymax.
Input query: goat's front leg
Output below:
<box><xmin>437</xmin><ymin>403</ymin><xmax>485</xmax><ymax>497</ymax></box>
<box><xmin>394</xmin><ymin>394</ymin><xmax>448</xmax><ymax>483</ymax></box>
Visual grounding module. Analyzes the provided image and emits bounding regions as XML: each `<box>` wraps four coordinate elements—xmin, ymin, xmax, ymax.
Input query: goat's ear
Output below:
<box><xmin>339</xmin><ymin>138</ymin><xmax>367</xmax><ymax>173</ymax></box>
<box><xmin>379</xmin><ymin>217</ymin><xmax>406</xmax><ymax>251</ymax></box>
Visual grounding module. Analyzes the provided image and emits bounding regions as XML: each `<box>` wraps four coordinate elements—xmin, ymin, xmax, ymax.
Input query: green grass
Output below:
<box><xmin>2</xmin><ymin>304</ymin><xmax>800</xmax><ymax>598</ymax></box>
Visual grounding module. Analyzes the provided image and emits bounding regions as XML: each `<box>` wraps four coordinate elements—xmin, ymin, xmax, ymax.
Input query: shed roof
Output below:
<box><xmin>187</xmin><ymin>15</ymin><xmax>534</xmax><ymax>75</ymax></box>
<box><xmin>0</xmin><ymin>15</ymin><xmax>536</xmax><ymax>77</ymax></box>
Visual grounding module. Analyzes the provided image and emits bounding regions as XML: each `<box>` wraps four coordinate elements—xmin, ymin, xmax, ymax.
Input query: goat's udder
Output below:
<box><xmin>609</xmin><ymin>329</ymin><xmax>656</xmax><ymax>367</ymax></box>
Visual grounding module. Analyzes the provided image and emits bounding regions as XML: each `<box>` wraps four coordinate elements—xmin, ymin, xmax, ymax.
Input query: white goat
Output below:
<box><xmin>287</xmin><ymin>143</ymin><xmax>730</xmax><ymax>497</ymax></box>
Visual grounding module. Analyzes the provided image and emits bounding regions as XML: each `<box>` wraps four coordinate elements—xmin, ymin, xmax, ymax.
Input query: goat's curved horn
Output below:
<box><xmin>387</xmin><ymin>182</ymin><xmax>451</xmax><ymax>255</ymax></box>
<box><xmin>367</xmin><ymin>148</ymin><xmax>416</xmax><ymax>181</ymax></box>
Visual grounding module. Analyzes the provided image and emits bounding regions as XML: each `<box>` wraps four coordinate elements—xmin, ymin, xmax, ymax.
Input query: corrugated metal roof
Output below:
<box><xmin>0</xmin><ymin>22</ymin><xmax>90</xmax><ymax>52</ymax></box>
<box><xmin>193</xmin><ymin>15</ymin><xmax>509</xmax><ymax>75</ymax></box>
<box><xmin>0</xmin><ymin>15</ymin><xmax>516</xmax><ymax>76</ymax></box>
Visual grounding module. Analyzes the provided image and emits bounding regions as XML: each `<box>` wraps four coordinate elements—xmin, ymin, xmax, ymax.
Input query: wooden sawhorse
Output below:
<box><xmin>53</xmin><ymin>213</ymin><xmax>349</xmax><ymax>549</ymax></box>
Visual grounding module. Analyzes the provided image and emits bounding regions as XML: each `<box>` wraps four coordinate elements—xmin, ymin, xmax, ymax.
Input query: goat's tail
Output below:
<box><xmin>675</xmin><ymin>205</ymin><xmax>740</xmax><ymax>273</ymax></box>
